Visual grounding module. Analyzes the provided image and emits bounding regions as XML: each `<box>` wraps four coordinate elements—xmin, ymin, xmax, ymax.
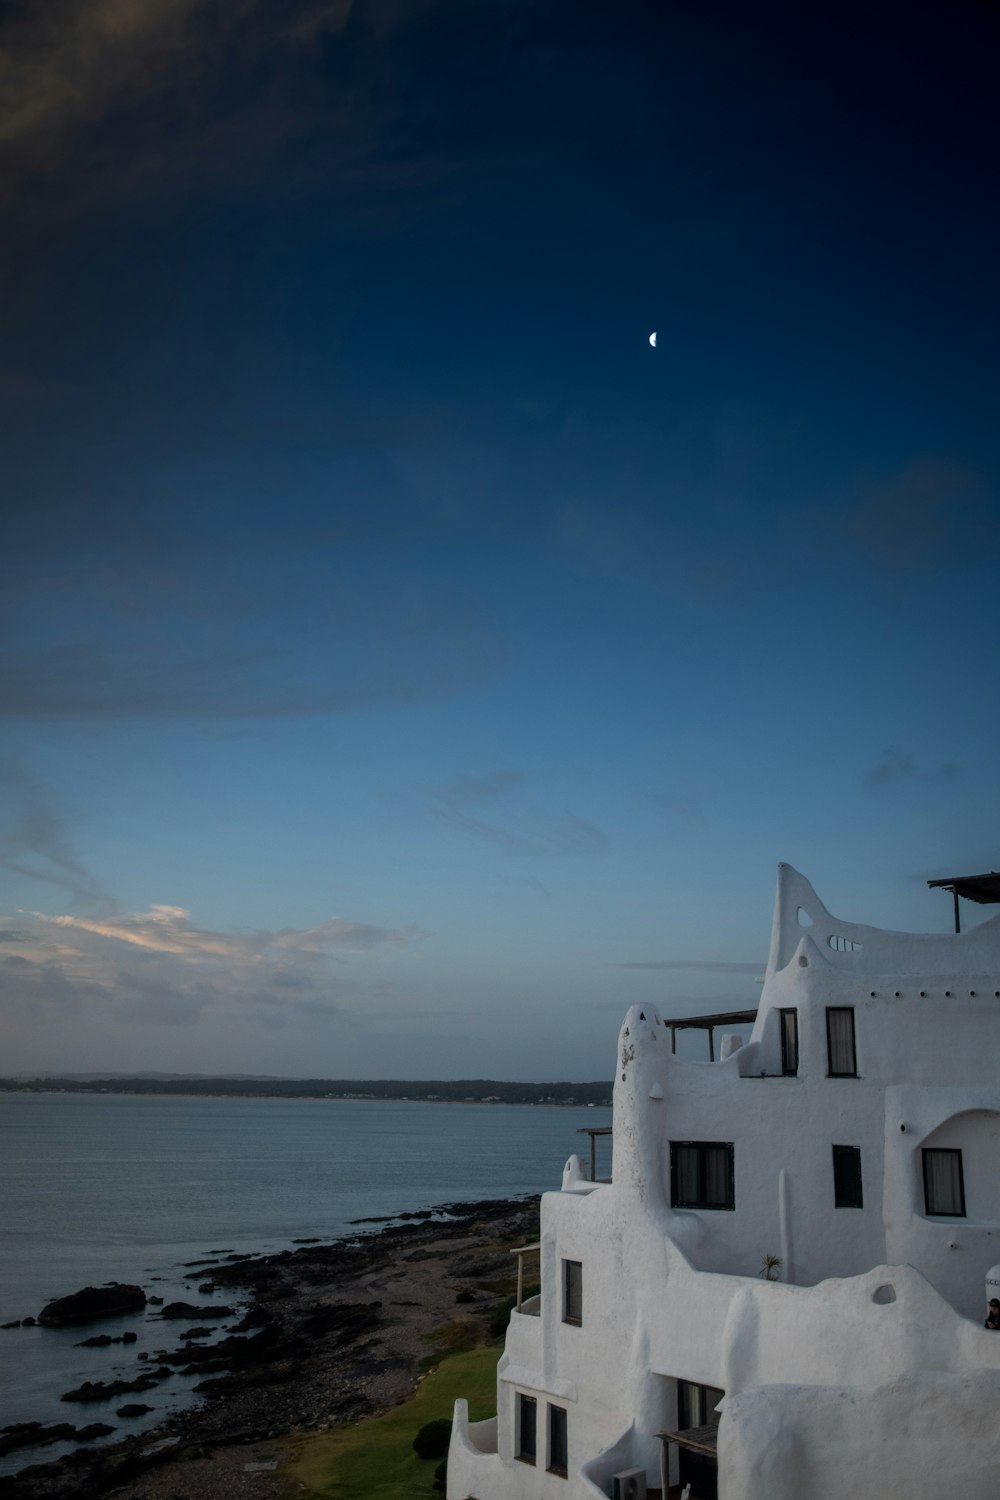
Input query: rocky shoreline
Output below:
<box><xmin>0</xmin><ymin>1195</ymin><xmax>539</xmax><ymax>1500</ymax></box>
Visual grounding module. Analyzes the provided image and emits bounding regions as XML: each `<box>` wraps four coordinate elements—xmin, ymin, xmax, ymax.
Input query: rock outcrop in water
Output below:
<box><xmin>37</xmin><ymin>1285</ymin><xmax>146</xmax><ymax>1327</ymax></box>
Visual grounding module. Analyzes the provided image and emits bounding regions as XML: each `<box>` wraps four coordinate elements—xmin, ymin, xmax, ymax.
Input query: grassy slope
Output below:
<box><xmin>285</xmin><ymin>1344</ymin><xmax>501</xmax><ymax>1500</ymax></box>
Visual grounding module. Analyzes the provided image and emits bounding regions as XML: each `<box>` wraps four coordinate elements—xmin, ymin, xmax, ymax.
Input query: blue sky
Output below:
<box><xmin>1</xmin><ymin>0</ymin><xmax>998</xmax><ymax>1078</ymax></box>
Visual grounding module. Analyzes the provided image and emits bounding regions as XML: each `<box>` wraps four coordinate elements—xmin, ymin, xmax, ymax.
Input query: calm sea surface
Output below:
<box><xmin>0</xmin><ymin>1091</ymin><xmax>610</xmax><ymax>1474</ymax></box>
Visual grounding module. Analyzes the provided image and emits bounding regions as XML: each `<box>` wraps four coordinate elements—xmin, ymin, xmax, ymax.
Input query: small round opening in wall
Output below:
<box><xmin>872</xmin><ymin>1284</ymin><xmax>896</xmax><ymax>1305</ymax></box>
<box><xmin>798</xmin><ymin>955</ymin><xmax>808</xmax><ymax>967</ymax></box>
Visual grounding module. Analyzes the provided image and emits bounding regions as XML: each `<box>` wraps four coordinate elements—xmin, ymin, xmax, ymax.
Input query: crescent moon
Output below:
<box><xmin>648</xmin><ymin>332</ymin><xmax>657</xmax><ymax>348</ymax></box>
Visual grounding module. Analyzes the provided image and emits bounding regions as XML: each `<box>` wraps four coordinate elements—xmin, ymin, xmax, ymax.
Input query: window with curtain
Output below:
<box><xmin>826</xmin><ymin>1007</ymin><xmax>857</xmax><ymax>1076</ymax></box>
<box><xmin>670</xmin><ymin>1142</ymin><xmax>735</xmax><ymax>1209</ymax></box>
<box><xmin>923</xmin><ymin>1148</ymin><xmax>966</xmax><ymax>1216</ymax></box>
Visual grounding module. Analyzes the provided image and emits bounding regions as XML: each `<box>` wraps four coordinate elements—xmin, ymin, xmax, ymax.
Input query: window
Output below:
<box><xmin>562</xmin><ymin>1259</ymin><xmax>582</xmax><ymax>1325</ymax></box>
<box><xmin>779</xmin><ymin>1009</ymin><xmax>799</xmax><ymax>1076</ymax></box>
<box><xmin>516</xmin><ymin>1394</ymin><xmax>537</xmax><ymax>1463</ymax></box>
<box><xmin>923</xmin><ymin>1148</ymin><xmax>966</xmax><ymax>1217</ymax></box>
<box><xmin>547</xmin><ymin>1403</ymin><xmax>567</xmax><ymax>1476</ymax></box>
<box><xmin>670</xmin><ymin>1142</ymin><xmax>735</xmax><ymax>1210</ymax></box>
<box><xmin>832</xmin><ymin>1144</ymin><xmax>863</xmax><ymax>1208</ymax></box>
<box><xmin>826</xmin><ymin>1007</ymin><xmax>857</xmax><ymax>1077</ymax></box>
<box><xmin>677</xmin><ymin>1380</ymin><xmax>725</xmax><ymax>1429</ymax></box>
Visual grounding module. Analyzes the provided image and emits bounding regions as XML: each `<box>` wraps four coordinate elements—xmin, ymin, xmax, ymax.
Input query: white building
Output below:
<box><xmin>449</xmin><ymin>864</ymin><xmax>1000</xmax><ymax>1500</ymax></box>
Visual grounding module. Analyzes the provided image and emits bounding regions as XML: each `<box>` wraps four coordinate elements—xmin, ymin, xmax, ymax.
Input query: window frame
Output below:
<box><xmin>922</xmin><ymin>1147</ymin><xmax>967</xmax><ymax>1218</ymax></box>
<box><xmin>670</xmin><ymin>1141</ymin><xmax>735</xmax><ymax>1211</ymax></box>
<box><xmin>547</xmin><ymin>1403</ymin><xmax>568</xmax><ymax>1477</ymax></box>
<box><xmin>826</xmin><ymin>1006</ymin><xmax>858</xmax><ymax>1078</ymax></box>
<box><xmin>516</xmin><ymin>1393</ymin><xmax>537</xmax><ymax>1465</ymax></box>
<box><xmin>832</xmin><ymin>1143</ymin><xmax>864</xmax><ymax>1208</ymax></box>
<box><xmin>779</xmin><ymin>1008</ymin><xmax>799</xmax><ymax>1076</ymax></box>
<box><xmin>562</xmin><ymin>1259</ymin><xmax>582</xmax><ymax>1326</ymax></box>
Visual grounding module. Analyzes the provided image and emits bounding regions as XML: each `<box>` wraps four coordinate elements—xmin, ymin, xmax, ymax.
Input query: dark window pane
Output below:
<box><xmin>563</xmin><ymin>1260</ymin><xmax>582</xmax><ymax>1324</ymax></box>
<box><xmin>923</xmin><ymin>1148</ymin><xmax>966</xmax><ymax>1216</ymax></box>
<box><xmin>832</xmin><ymin>1144</ymin><xmax>863</xmax><ymax>1208</ymax></box>
<box><xmin>826</xmin><ymin>1007</ymin><xmax>857</xmax><ymax>1076</ymax></box>
<box><xmin>780</xmin><ymin>1009</ymin><xmax>799</xmax><ymax>1075</ymax></box>
<box><xmin>518</xmin><ymin>1394</ymin><xmax>536</xmax><ymax>1462</ymax></box>
<box><xmin>671</xmin><ymin>1142</ymin><xmax>734</xmax><ymax>1210</ymax></box>
<box><xmin>548</xmin><ymin>1404</ymin><xmax>567</xmax><ymax>1475</ymax></box>
<box><xmin>678</xmin><ymin>1380</ymin><xmax>725</xmax><ymax>1430</ymax></box>
<box><xmin>703</xmin><ymin>1146</ymin><xmax>731</xmax><ymax>1207</ymax></box>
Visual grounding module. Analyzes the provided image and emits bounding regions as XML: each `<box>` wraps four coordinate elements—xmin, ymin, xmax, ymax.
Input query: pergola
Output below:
<box><xmin>927</xmin><ymin>870</ymin><xmax>1000</xmax><ymax>933</ymax></box>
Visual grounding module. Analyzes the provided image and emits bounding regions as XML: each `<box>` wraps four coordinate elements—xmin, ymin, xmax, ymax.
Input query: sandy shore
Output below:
<box><xmin>0</xmin><ymin>1195</ymin><xmax>539</xmax><ymax>1500</ymax></box>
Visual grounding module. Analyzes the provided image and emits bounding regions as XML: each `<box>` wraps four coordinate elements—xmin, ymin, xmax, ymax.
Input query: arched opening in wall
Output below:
<box><xmin>919</xmin><ymin>1110</ymin><xmax>1000</xmax><ymax>1221</ymax></box>
<box><xmin>872</xmin><ymin>1284</ymin><xmax>896</xmax><ymax>1305</ymax></box>
<box><xmin>797</xmin><ymin>907</ymin><xmax>813</xmax><ymax>927</ymax></box>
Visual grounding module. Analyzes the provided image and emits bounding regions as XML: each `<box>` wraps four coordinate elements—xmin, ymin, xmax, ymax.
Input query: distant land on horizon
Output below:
<box><xmin>0</xmin><ymin>1075</ymin><xmax>613</xmax><ymax>1106</ymax></box>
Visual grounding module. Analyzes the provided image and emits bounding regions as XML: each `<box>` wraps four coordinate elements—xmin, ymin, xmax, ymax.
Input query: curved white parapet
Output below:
<box><xmin>766</xmin><ymin>863</ymin><xmax>1000</xmax><ymax>979</ymax></box>
<box><xmin>719</xmin><ymin>1371</ymin><xmax>1000</xmax><ymax>1500</ymax></box>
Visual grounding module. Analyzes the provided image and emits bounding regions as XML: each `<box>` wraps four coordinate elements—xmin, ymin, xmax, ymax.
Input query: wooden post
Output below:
<box><xmin>589</xmin><ymin>1132</ymin><xmax>597</xmax><ymax>1183</ymax></box>
<box><xmin>670</xmin><ymin>1024</ymin><xmax>676</xmax><ymax>1054</ymax></box>
<box><xmin>954</xmin><ymin>890</ymin><xmax>961</xmax><ymax>934</ymax></box>
<box><xmin>708</xmin><ymin>1026</ymin><xmax>715</xmax><ymax>1062</ymax></box>
<box><xmin>516</xmin><ymin>1251</ymin><xmax>523</xmax><ymax>1312</ymax></box>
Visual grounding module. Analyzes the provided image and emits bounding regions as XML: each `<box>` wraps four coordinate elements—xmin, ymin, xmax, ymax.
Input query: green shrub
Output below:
<box><xmin>433</xmin><ymin>1457</ymin><xmax>448</xmax><ymax>1492</ymax></box>
<box><xmin>413</xmin><ymin>1418</ymin><xmax>453</xmax><ymax>1460</ymax></box>
<box><xmin>455</xmin><ymin>1290</ymin><xmax>475</xmax><ymax>1304</ymax></box>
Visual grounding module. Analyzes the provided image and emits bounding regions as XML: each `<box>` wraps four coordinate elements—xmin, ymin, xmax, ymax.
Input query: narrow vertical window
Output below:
<box><xmin>547</xmin><ymin>1404</ymin><xmax>568</xmax><ymax>1476</ymax></box>
<box><xmin>826</xmin><ymin>1007</ymin><xmax>857</xmax><ymax>1077</ymax></box>
<box><xmin>779</xmin><ymin>1009</ymin><xmax>799</xmax><ymax>1076</ymax></box>
<box><xmin>562</xmin><ymin>1260</ymin><xmax>582</xmax><ymax>1325</ymax></box>
<box><xmin>923</xmin><ymin>1148</ymin><xmax>966</xmax><ymax>1216</ymax></box>
<box><xmin>517</xmin><ymin>1394</ymin><xmax>537</xmax><ymax>1463</ymax></box>
<box><xmin>832</xmin><ymin>1144</ymin><xmax>863</xmax><ymax>1207</ymax></box>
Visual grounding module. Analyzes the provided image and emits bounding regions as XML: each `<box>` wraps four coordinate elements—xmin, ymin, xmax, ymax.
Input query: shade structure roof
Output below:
<box><xmin>927</xmin><ymin>872</ymin><xmax>1000</xmax><ymax>906</ymax></box>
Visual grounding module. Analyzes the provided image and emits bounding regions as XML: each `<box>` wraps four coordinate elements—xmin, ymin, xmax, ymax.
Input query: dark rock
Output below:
<box><xmin>61</xmin><ymin>1375</ymin><xmax>159</xmax><ymax>1403</ymax></box>
<box><xmin>0</xmin><ymin>1422</ymin><xmax>76</xmax><ymax>1457</ymax></box>
<box><xmin>229</xmin><ymin>1304</ymin><xmax>272</xmax><ymax>1331</ymax></box>
<box><xmin>197</xmin><ymin>1282</ymin><xmax>215</xmax><ymax>1293</ymax></box>
<box><xmin>115</xmin><ymin>1404</ymin><xmax>153</xmax><ymax>1419</ymax></box>
<box><xmin>38</xmin><ymin>1283</ymin><xmax>146</xmax><ymax>1327</ymax></box>
<box><xmin>21</xmin><ymin>1315</ymin><xmax>36</xmax><ymax>1325</ymax></box>
<box><xmin>179</xmin><ymin>1327</ymin><xmax>214</xmax><ymax>1340</ymax></box>
<box><xmin>158</xmin><ymin>1300</ymin><xmax>234</xmax><ymax>1320</ymax></box>
<box><xmin>147</xmin><ymin>1295</ymin><xmax>164</xmax><ymax>1305</ymax></box>
<box><xmin>74</xmin><ymin>1422</ymin><xmax>116</xmax><ymax>1442</ymax></box>
<box><xmin>1</xmin><ymin>1319</ymin><xmax>21</xmax><ymax>1329</ymax></box>
<box><xmin>75</xmin><ymin>1329</ymin><xmax>139</xmax><ymax>1347</ymax></box>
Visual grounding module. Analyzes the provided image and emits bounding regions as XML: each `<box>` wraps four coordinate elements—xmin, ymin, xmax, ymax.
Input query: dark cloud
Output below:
<box><xmin>0</xmin><ymin>761</ymin><xmax>113</xmax><ymax>910</ymax></box>
<box><xmin>0</xmin><ymin>537</ymin><xmax>504</xmax><ymax>722</ymax></box>
<box><xmin>842</xmin><ymin>460</ymin><xmax>994</xmax><ymax>573</ymax></box>
<box><xmin>422</xmin><ymin>770</ymin><xmax>608</xmax><ymax>857</ymax></box>
<box><xmin>864</xmin><ymin>749</ymin><xmax>961</xmax><ymax>791</ymax></box>
<box><xmin>642</xmin><ymin>791</ymin><xmax>709</xmax><ymax>833</ymax></box>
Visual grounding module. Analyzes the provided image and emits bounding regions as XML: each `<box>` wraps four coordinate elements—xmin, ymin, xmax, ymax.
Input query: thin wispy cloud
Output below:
<box><xmin>421</xmin><ymin>770</ymin><xmax>608</xmax><ymax>857</ymax></box>
<box><xmin>612</xmin><ymin>959</ymin><xmax>763</xmax><ymax>973</ymax></box>
<box><xmin>0</xmin><ymin>901</ymin><xmax>426</xmax><ymax>1036</ymax></box>
<box><xmin>864</xmin><ymin>749</ymin><xmax>961</xmax><ymax>791</ymax></box>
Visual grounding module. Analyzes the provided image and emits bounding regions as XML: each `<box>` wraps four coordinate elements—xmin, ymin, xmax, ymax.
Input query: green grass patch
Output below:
<box><xmin>285</xmin><ymin>1344</ymin><xmax>500</xmax><ymax>1500</ymax></box>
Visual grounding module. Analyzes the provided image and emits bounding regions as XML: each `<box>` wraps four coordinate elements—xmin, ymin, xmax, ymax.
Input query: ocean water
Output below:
<box><xmin>0</xmin><ymin>1090</ymin><xmax>610</xmax><ymax>1474</ymax></box>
